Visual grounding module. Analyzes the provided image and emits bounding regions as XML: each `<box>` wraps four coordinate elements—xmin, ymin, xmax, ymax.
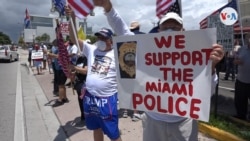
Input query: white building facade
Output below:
<box><xmin>23</xmin><ymin>14</ymin><xmax>91</xmax><ymax>43</ymax></box>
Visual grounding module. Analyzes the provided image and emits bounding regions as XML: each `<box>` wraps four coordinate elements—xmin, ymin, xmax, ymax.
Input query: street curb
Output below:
<box><xmin>24</xmin><ymin>62</ymin><xmax>69</xmax><ymax>141</ymax></box>
<box><xmin>14</xmin><ymin>62</ymin><xmax>26</xmax><ymax>141</ymax></box>
<box><xmin>229</xmin><ymin>116</ymin><xmax>250</xmax><ymax>127</ymax></box>
<box><xmin>198</xmin><ymin>122</ymin><xmax>246</xmax><ymax>141</ymax></box>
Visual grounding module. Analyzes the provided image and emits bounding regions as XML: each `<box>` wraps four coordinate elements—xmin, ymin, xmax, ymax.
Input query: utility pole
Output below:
<box><xmin>83</xmin><ymin>18</ymin><xmax>87</xmax><ymax>35</ymax></box>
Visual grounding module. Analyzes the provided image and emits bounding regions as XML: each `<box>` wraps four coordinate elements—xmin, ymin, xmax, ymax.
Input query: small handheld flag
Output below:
<box><xmin>77</xmin><ymin>25</ymin><xmax>86</xmax><ymax>40</ymax></box>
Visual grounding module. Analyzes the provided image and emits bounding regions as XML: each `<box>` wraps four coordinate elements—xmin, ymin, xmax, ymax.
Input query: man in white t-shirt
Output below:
<box><xmin>67</xmin><ymin>40</ymin><xmax>78</xmax><ymax>65</ymax></box>
<box><xmin>41</xmin><ymin>43</ymin><xmax>48</xmax><ymax>70</ymax></box>
<box><xmin>66</xmin><ymin>6</ymin><xmax>121</xmax><ymax>140</ymax></box>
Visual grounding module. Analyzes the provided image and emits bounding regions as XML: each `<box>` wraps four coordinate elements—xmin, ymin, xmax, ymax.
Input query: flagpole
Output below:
<box><xmin>66</xmin><ymin>0</ymin><xmax>81</xmax><ymax>53</ymax></box>
<box><xmin>236</xmin><ymin>0</ymin><xmax>245</xmax><ymax>46</ymax></box>
<box><xmin>178</xmin><ymin>0</ymin><xmax>182</xmax><ymax>17</ymax></box>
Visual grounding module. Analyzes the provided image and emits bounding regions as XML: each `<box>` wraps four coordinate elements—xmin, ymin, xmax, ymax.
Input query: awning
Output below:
<box><xmin>234</xmin><ymin>26</ymin><xmax>250</xmax><ymax>33</ymax></box>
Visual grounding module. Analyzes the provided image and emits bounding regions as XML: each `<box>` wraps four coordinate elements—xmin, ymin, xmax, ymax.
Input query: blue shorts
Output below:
<box><xmin>83</xmin><ymin>91</ymin><xmax>120</xmax><ymax>140</ymax></box>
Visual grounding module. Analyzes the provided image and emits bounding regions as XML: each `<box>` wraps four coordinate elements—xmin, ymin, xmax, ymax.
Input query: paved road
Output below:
<box><xmin>0</xmin><ymin>58</ymin><xmax>19</xmax><ymax>141</ymax></box>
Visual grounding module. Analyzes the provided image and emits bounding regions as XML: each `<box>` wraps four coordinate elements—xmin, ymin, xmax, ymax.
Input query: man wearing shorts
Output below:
<box><xmin>48</xmin><ymin>41</ymin><xmax>69</xmax><ymax>107</ymax></box>
<box><xmin>66</xmin><ymin>6</ymin><xmax>121</xmax><ymax>140</ymax></box>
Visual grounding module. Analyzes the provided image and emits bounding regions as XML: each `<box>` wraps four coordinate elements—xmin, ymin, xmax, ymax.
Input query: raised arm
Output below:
<box><xmin>65</xmin><ymin>6</ymin><xmax>84</xmax><ymax>51</ymax></box>
<box><xmin>94</xmin><ymin>0</ymin><xmax>134</xmax><ymax>36</ymax></box>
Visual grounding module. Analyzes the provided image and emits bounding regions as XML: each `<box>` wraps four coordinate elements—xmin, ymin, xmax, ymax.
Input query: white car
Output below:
<box><xmin>0</xmin><ymin>45</ymin><xmax>19</xmax><ymax>62</ymax></box>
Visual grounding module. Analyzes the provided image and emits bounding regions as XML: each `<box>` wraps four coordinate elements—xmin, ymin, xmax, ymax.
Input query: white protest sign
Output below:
<box><xmin>31</xmin><ymin>50</ymin><xmax>43</xmax><ymax>60</ymax></box>
<box><xmin>113</xmin><ymin>28</ymin><xmax>216</xmax><ymax>122</ymax></box>
<box><xmin>60</xmin><ymin>22</ymin><xmax>69</xmax><ymax>35</ymax></box>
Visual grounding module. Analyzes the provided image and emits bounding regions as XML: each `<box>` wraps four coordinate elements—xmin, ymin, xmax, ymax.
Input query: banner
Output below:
<box><xmin>60</xmin><ymin>22</ymin><xmax>69</xmax><ymax>35</ymax></box>
<box><xmin>31</xmin><ymin>50</ymin><xmax>43</xmax><ymax>60</ymax></box>
<box><xmin>113</xmin><ymin>28</ymin><xmax>216</xmax><ymax>122</ymax></box>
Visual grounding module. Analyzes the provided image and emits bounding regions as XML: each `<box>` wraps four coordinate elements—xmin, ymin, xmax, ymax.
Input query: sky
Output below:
<box><xmin>0</xmin><ymin>0</ymin><xmax>229</xmax><ymax>43</ymax></box>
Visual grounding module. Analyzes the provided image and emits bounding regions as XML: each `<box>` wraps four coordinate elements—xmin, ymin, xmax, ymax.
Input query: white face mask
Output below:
<box><xmin>161</xmin><ymin>29</ymin><xmax>174</xmax><ymax>32</ymax></box>
<box><xmin>96</xmin><ymin>40</ymin><xmax>107</xmax><ymax>51</ymax></box>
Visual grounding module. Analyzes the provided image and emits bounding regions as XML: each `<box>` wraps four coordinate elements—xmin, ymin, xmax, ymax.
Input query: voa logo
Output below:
<box><xmin>220</xmin><ymin>7</ymin><xmax>238</xmax><ymax>26</ymax></box>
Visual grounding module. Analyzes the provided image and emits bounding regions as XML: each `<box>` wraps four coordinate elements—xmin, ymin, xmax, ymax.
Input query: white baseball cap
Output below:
<box><xmin>159</xmin><ymin>12</ymin><xmax>183</xmax><ymax>25</ymax></box>
<box><xmin>129</xmin><ymin>21</ymin><xmax>140</xmax><ymax>30</ymax></box>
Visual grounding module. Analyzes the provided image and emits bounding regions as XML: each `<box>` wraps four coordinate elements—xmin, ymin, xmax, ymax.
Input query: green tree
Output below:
<box><xmin>18</xmin><ymin>36</ymin><xmax>25</xmax><ymax>45</ymax></box>
<box><xmin>35</xmin><ymin>33</ymin><xmax>50</xmax><ymax>43</ymax></box>
<box><xmin>0</xmin><ymin>32</ymin><xmax>11</xmax><ymax>44</ymax></box>
<box><xmin>35</xmin><ymin>36</ymin><xmax>42</xmax><ymax>43</ymax></box>
<box><xmin>41</xmin><ymin>33</ymin><xmax>50</xmax><ymax>43</ymax></box>
<box><xmin>86</xmin><ymin>35</ymin><xmax>97</xmax><ymax>43</ymax></box>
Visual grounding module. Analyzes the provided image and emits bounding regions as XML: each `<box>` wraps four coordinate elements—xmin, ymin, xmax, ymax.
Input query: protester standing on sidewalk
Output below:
<box><xmin>33</xmin><ymin>44</ymin><xmax>43</xmax><ymax>75</ymax></box>
<box><xmin>233</xmin><ymin>39</ymin><xmax>241</xmax><ymax>74</ymax></box>
<box><xmin>92</xmin><ymin>1</ymin><xmax>224</xmax><ymax>141</ymax></box>
<box><xmin>65</xmin><ymin>40</ymin><xmax>78</xmax><ymax>87</ymax></box>
<box><xmin>51</xmin><ymin>39</ymin><xmax>59</xmax><ymax>96</ymax></box>
<box><xmin>66</xmin><ymin>6</ymin><xmax>122</xmax><ymax>141</ymax></box>
<box><xmin>27</xmin><ymin>43</ymin><xmax>33</xmax><ymax>67</ymax></box>
<box><xmin>224</xmin><ymin>49</ymin><xmax>235</xmax><ymax>81</ymax></box>
<box><xmin>233</xmin><ymin>37</ymin><xmax>250</xmax><ymax>120</ymax></box>
<box><xmin>41</xmin><ymin>43</ymin><xmax>48</xmax><ymax>70</ymax></box>
<box><xmin>47</xmin><ymin>40</ymin><xmax>69</xmax><ymax>107</ymax></box>
<box><xmin>71</xmin><ymin>55</ymin><xmax>88</xmax><ymax>121</ymax></box>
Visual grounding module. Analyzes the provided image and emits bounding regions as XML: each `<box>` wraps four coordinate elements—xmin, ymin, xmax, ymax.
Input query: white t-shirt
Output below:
<box><xmin>82</xmin><ymin>43</ymin><xmax>117</xmax><ymax>97</ymax></box>
<box><xmin>67</xmin><ymin>44</ymin><xmax>78</xmax><ymax>64</ymax></box>
<box><xmin>42</xmin><ymin>45</ymin><xmax>47</xmax><ymax>60</ymax></box>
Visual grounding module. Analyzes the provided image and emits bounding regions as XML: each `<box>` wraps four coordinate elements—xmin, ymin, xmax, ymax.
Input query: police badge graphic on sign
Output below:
<box><xmin>117</xmin><ymin>41</ymin><xmax>137</xmax><ymax>79</ymax></box>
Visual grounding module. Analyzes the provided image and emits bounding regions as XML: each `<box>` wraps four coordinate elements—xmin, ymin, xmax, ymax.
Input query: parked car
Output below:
<box><xmin>0</xmin><ymin>45</ymin><xmax>19</xmax><ymax>62</ymax></box>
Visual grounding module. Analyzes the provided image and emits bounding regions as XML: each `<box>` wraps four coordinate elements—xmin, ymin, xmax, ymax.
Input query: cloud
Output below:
<box><xmin>0</xmin><ymin>0</ymin><xmax>228</xmax><ymax>43</ymax></box>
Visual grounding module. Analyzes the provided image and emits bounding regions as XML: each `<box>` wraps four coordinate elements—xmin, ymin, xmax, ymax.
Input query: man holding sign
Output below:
<box><xmin>93</xmin><ymin>0</ymin><xmax>224</xmax><ymax>141</ymax></box>
<box><xmin>32</xmin><ymin>44</ymin><xmax>43</xmax><ymax>75</ymax></box>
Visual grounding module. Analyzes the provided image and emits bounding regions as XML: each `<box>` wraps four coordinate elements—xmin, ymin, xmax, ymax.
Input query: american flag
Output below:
<box><xmin>156</xmin><ymin>0</ymin><xmax>176</xmax><ymax>18</ymax></box>
<box><xmin>166</xmin><ymin>0</ymin><xmax>181</xmax><ymax>16</ymax></box>
<box><xmin>53</xmin><ymin>0</ymin><xmax>66</xmax><ymax>16</ymax></box>
<box><xmin>68</xmin><ymin>0</ymin><xmax>94</xmax><ymax>19</ymax></box>
<box><xmin>199</xmin><ymin>0</ymin><xmax>239</xmax><ymax>29</ymax></box>
<box><xmin>24</xmin><ymin>8</ymin><xmax>30</xmax><ymax>28</ymax></box>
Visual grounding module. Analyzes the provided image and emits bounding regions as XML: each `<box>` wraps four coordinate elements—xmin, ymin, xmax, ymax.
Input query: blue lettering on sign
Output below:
<box><xmin>230</xmin><ymin>13</ymin><xmax>237</xmax><ymax>20</ymax></box>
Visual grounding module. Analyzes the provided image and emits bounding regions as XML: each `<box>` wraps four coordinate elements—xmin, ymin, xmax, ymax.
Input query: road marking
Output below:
<box><xmin>219</xmin><ymin>86</ymin><xmax>235</xmax><ymax>91</ymax></box>
<box><xmin>14</xmin><ymin>62</ymin><xmax>26</xmax><ymax>141</ymax></box>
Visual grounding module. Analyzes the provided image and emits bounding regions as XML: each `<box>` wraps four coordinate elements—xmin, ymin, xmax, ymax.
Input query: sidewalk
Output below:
<box><xmin>35</xmin><ymin>66</ymin><xmax>219</xmax><ymax>141</ymax></box>
<box><xmin>19</xmin><ymin>49</ymin><xmax>217</xmax><ymax>141</ymax></box>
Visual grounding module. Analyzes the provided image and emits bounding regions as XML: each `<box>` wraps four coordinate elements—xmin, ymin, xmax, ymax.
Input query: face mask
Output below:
<box><xmin>96</xmin><ymin>40</ymin><xmax>107</xmax><ymax>51</ymax></box>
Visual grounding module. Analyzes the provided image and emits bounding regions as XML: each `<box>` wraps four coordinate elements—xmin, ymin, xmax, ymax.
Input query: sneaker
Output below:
<box><xmin>65</xmin><ymin>82</ymin><xmax>74</xmax><ymax>86</ymax></box>
<box><xmin>62</xmin><ymin>98</ymin><xmax>69</xmax><ymax>103</ymax></box>
<box><xmin>122</xmin><ymin>111</ymin><xmax>128</xmax><ymax>118</ymax></box>
<box><xmin>52</xmin><ymin>100</ymin><xmax>64</xmax><ymax>107</ymax></box>
<box><xmin>132</xmin><ymin>113</ymin><xmax>141</xmax><ymax>122</ymax></box>
<box><xmin>53</xmin><ymin>91</ymin><xmax>59</xmax><ymax>96</ymax></box>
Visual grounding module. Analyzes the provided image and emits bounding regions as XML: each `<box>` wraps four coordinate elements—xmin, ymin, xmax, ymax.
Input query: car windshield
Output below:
<box><xmin>0</xmin><ymin>46</ymin><xmax>7</xmax><ymax>50</ymax></box>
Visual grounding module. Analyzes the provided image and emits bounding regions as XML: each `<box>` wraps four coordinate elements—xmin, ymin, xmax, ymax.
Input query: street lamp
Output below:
<box><xmin>33</xmin><ymin>34</ymin><xmax>35</xmax><ymax>43</ymax></box>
